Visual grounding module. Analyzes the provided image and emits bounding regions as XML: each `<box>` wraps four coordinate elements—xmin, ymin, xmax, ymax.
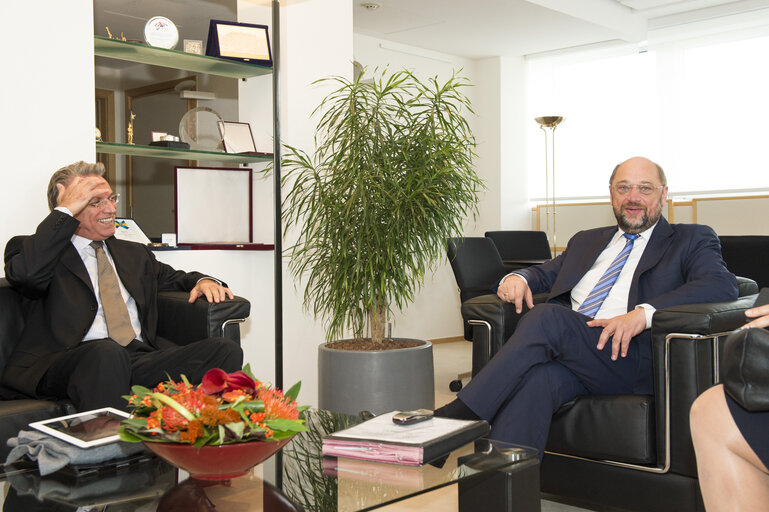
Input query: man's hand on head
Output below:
<box><xmin>189</xmin><ymin>279</ymin><xmax>234</xmax><ymax>304</ymax></box>
<box><xmin>56</xmin><ymin>176</ymin><xmax>112</xmax><ymax>216</ymax></box>
<box><xmin>588</xmin><ymin>308</ymin><xmax>647</xmax><ymax>361</ymax></box>
<box><xmin>497</xmin><ymin>274</ymin><xmax>534</xmax><ymax>314</ymax></box>
<box><xmin>742</xmin><ymin>304</ymin><xmax>769</xmax><ymax>329</ymax></box>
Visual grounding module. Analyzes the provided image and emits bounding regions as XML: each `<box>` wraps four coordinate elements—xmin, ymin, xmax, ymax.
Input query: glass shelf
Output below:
<box><xmin>96</xmin><ymin>142</ymin><xmax>273</xmax><ymax>164</ymax></box>
<box><xmin>94</xmin><ymin>36</ymin><xmax>272</xmax><ymax>79</ymax></box>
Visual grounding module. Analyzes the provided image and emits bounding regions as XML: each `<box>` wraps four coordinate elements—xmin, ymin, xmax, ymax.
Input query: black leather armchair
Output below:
<box><xmin>461</xmin><ymin>277</ymin><xmax>759</xmax><ymax>512</ymax></box>
<box><xmin>719</xmin><ymin>235</ymin><xmax>769</xmax><ymax>288</ymax></box>
<box><xmin>0</xmin><ymin>277</ymin><xmax>250</xmax><ymax>460</ymax></box>
<box><xmin>447</xmin><ymin>237</ymin><xmax>507</xmax><ymax>391</ymax></box>
<box><xmin>484</xmin><ymin>230</ymin><xmax>552</xmax><ymax>272</ymax></box>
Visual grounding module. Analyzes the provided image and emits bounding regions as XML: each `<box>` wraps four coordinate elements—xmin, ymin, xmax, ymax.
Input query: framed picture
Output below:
<box><xmin>218</xmin><ymin>121</ymin><xmax>256</xmax><ymax>154</ymax></box>
<box><xmin>175</xmin><ymin>166</ymin><xmax>253</xmax><ymax>245</ymax></box>
<box><xmin>205</xmin><ymin>19</ymin><xmax>272</xmax><ymax>67</ymax></box>
<box><xmin>184</xmin><ymin>39</ymin><xmax>203</xmax><ymax>55</ymax></box>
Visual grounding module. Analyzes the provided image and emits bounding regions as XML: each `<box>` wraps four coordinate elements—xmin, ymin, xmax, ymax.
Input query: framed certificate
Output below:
<box><xmin>205</xmin><ymin>19</ymin><xmax>272</xmax><ymax>67</ymax></box>
<box><xmin>175</xmin><ymin>166</ymin><xmax>253</xmax><ymax>244</ymax></box>
<box><xmin>218</xmin><ymin>121</ymin><xmax>257</xmax><ymax>154</ymax></box>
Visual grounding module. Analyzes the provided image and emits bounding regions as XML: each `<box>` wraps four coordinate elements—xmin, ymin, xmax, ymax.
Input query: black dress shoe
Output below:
<box><xmin>433</xmin><ymin>398</ymin><xmax>480</xmax><ymax>421</ymax></box>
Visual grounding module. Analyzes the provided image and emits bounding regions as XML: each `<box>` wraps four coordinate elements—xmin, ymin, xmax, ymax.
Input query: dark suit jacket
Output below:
<box><xmin>519</xmin><ymin>217</ymin><xmax>737</xmax><ymax>310</ymax></box>
<box><xmin>3</xmin><ymin>210</ymin><xmax>215</xmax><ymax>397</ymax></box>
<box><xmin>517</xmin><ymin>217</ymin><xmax>738</xmax><ymax>393</ymax></box>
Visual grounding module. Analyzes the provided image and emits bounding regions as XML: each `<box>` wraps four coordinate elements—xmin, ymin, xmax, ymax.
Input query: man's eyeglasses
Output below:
<box><xmin>611</xmin><ymin>184</ymin><xmax>663</xmax><ymax>196</ymax></box>
<box><xmin>87</xmin><ymin>194</ymin><xmax>120</xmax><ymax>208</ymax></box>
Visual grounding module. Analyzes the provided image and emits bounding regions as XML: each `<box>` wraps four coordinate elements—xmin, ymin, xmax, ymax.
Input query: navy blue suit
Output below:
<box><xmin>458</xmin><ymin>217</ymin><xmax>738</xmax><ymax>453</ymax></box>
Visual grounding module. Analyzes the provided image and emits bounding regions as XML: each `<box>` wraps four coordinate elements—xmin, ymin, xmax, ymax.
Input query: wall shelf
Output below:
<box><xmin>94</xmin><ymin>36</ymin><xmax>271</xmax><ymax>79</ymax></box>
<box><xmin>96</xmin><ymin>141</ymin><xmax>273</xmax><ymax>164</ymax></box>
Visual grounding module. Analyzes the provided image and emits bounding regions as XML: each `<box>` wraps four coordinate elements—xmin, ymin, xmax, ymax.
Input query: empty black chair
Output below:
<box><xmin>446</xmin><ymin>237</ymin><xmax>506</xmax><ymax>391</ymax></box>
<box><xmin>485</xmin><ymin>230</ymin><xmax>552</xmax><ymax>271</ymax></box>
<box><xmin>719</xmin><ymin>235</ymin><xmax>769</xmax><ymax>289</ymax></box>
<box><xmin>447</xmin><ymin>237</ymin><xmax>506</xmax><ymax>303</ymax></box>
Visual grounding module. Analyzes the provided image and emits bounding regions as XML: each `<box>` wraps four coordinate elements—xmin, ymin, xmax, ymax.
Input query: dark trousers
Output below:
<box><xmin>38</xmin><ymin>337</ymin><xmax>243</xmax><ymax>411</ymax></box>
<box><xmin>458</xmin><ymin>303</ymin><xmax>650</xmax><ymax>455</ymax></box>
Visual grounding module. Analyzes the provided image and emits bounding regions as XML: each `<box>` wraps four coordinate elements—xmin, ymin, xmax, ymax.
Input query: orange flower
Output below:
<box><xmin>199</xmin><ymin>405</ymin><xmax>240</xmax><ymax>427</ymax></box>
<box><xmin>257</xmin><ymin>387</ymin><xmax>300</xmax><ymax>420</ymax></box>
<box><xmin>180</xmin><ymin>419</ymin><xmax>205</xmax><ymax>443</ymax></box>
<box><xmin>159</xmin><ymin>405</ymin><xmax>188</xmax><ymax>431</ymax></box>
<box><xmin>222</xmin><ymin>389</ymin><xmax>251</xmax><ymax>403</ymax></box>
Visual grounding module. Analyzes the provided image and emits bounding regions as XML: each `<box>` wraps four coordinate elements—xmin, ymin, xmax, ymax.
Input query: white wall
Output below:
<box><xmin>472</xmin><ymin>57</ymin><xmax>502</xmax><ymax>237</ymax></box>
<box><xmin>498</xmin><ymin>56</ymin><xmax>530</xmax><ymax>230</ymax></box>
<box><xmin>0</xmin><ymin>0</ymin><xmax>95</xmax><ymax>256</ymax></box>
<box><xmin>236</xmin><ymin>0</ymin><xmax>354</xmax><ymax>404</ymax></box>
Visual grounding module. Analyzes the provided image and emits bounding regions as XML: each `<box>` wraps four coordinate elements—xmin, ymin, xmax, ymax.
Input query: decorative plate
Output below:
<box><xmin>144</xmin><ymin>16</ymin><xmax>179</xmax><ymax>49</ymax></box>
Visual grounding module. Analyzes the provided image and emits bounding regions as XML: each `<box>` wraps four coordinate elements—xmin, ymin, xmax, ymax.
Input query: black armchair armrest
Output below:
<box><xmin>462</xmin><ymin>277</ymin><xmax>757</xmax><ymax>379</ymax></box>
<box><xmin>156</xmin><ymin>292</ymin><xmax>251</xmax><ymax>346</ymax></box>
<box><xmin>650</xmin><ymin>293</ymin><xmax>758</xmax><ymax>476</ymax></box>
<box><xmin>461</xmin><ymin>292</ymin><xmax>548</xmax><ymax>375</ymax></box>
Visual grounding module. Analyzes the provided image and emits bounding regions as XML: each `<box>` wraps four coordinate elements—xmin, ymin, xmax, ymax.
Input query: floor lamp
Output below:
<box><xmin>535</xmin><ymin>116</ymin><xmax>564</xmax><ymax>255</ymax></box>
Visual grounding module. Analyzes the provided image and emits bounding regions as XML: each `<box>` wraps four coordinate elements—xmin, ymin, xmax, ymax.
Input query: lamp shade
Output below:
<box><xmin>535</xmin><ymin>116</ymin><xmax>564</xmax><ymax>128</ymax></box>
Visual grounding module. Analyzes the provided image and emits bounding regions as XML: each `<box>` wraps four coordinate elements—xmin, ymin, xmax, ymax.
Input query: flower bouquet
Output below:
<box><xmin>118</xmin><ymin>365</ymin><xmax>308</xmax><ymax>479</ymax></box>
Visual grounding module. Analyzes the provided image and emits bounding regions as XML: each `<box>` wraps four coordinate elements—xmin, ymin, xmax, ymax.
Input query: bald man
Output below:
<box><xmin>436</xmin><ymin>157</ymin><xmax>738</xmax><ymax>456</ymax></box>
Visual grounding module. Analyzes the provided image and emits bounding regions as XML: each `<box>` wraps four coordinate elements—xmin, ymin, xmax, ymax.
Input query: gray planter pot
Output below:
<box><xmin>318</xmin><ymin>339</ymin><xmax>435</xmax><ymax>416</ymax></box>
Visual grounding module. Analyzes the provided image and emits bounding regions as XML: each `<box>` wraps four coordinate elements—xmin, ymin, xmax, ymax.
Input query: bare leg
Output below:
<box><xmin>690</xmin><ymin>384</ymin><xmax>769</xmax><ymax>512</ymax></box>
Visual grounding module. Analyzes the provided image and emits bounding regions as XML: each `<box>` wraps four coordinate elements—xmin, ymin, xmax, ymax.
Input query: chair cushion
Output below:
<box><xmin>546</xmin><ymin>395</ymin><xmax>656</xmax><ymax>465</ymax></box>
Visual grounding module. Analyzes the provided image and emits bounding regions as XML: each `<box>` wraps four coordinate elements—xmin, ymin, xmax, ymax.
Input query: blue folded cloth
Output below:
<box><xmin>6</xmin><ymin>430</ymin><xmax>145</xmax><ymax>475</ymax></box>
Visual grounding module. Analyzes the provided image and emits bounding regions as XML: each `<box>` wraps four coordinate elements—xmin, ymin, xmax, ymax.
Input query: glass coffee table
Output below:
<box><xmin>0</xmin><ymin>409</ymin><xmax>539</xmax><ymax>511</ymax></box>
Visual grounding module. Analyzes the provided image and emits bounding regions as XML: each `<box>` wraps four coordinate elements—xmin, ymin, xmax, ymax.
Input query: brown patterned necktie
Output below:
<box><xmin>90</xmin><ymin>241</ymin><xmax>135</xmax><ymax>346</ymax></box>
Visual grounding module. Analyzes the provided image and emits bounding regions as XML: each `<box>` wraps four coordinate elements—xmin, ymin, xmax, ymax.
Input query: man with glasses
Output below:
<box><xmin>3</xmin><ymin>161</ymin><xmax>243</xmax><ymax>411</ymax></box>
<box><xmin>436</xmin><ymin>156</ymin><xmax>738</xmax><ymax>456</ymax></box>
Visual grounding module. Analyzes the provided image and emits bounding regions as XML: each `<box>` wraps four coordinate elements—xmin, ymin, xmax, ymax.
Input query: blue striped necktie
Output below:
<box><xmin>577</xmin><ymin>233</ymin><xmax>639</xmax><ymax>318</ymax></box>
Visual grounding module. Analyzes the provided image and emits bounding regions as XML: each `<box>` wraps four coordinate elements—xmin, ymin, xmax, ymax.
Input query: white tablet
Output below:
<box><xmin>29</xmin><ymin>407</ymin><xmax>130</xmax><ymax>448</ymax></box>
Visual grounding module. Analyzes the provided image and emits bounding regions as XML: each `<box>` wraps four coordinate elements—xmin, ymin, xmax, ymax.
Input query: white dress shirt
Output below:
<box><xmin>70</xmin><ymin>234</ymin><xmax>144</xmax><ymax>342</ymax></box>
<box><xmin>570</xmin><ymin>223</ymin><xmax>657</xmax><ymax>327</ymax></box>
<box><xmin>55</xmin><ymin>206</ymin><xmax>142</xmax><ymax>342</ymax></box>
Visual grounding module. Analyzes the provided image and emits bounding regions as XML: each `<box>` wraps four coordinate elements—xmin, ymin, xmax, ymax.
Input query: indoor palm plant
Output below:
<box><xmin>281</xmin><ymin>68</ymin><xmax>483</xmax><ymax>414</ymax></box>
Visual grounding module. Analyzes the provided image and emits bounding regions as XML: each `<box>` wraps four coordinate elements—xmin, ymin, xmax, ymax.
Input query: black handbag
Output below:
<box><xmin>722</xmin><ymin>326</ymin><xmax>769</xmax><ymax>412</ymax></box>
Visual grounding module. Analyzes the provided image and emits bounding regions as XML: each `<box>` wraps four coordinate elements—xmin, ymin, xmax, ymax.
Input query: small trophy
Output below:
<box><xmin>127</xmin><ymin>111</ymin><xmax>136</xmax><ymax>145</ymax></box>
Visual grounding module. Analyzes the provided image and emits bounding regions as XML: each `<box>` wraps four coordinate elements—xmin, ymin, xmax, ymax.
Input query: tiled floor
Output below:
<box><xmin>432</xmin><ymin>340</ymin><xmax>593</xmax><ymax>512</ymax></box>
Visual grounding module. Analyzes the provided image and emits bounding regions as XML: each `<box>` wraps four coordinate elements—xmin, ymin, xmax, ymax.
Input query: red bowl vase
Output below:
<box><xmin>144</xmin><ymin>437</ymin><xmax>293</xmax><ymax>480</ymax></box>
